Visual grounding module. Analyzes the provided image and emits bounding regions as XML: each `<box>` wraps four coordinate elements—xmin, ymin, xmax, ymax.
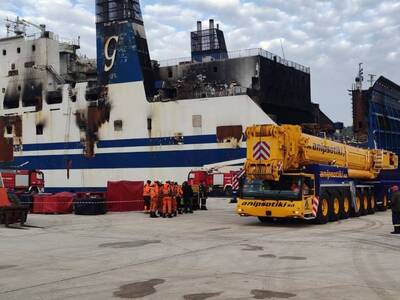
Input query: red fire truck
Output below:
<box><xmin>188</xmin><ymin>169</ymin><xmax>236</xmax><ymax>196</ymax></box>
<box><xmin>0</xmin><ymin>169</ymin><xmax>44</xmax><ymax>193</ymax></box>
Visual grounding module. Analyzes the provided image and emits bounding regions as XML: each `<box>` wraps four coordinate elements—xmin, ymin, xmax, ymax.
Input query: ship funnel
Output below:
<box><xmin>95</xmin><ymin>0</ymin><xmax>154</xmax><ymax>96</ymax></box>
<box><xmin>209</xmin><ymin>19</ymin><xmax>214</xmax><ymax>29</ymax></box>
<box><xmin>191</xmin><ymin>19</ymin><xmax>228</xmax><ymax>63</ymax></box>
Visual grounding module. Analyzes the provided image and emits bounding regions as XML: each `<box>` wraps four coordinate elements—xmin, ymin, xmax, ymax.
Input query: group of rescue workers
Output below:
<box><xmin>143</xmin><ymin>180</ymin><xmax>208</xmax><ymax>218</ymax></box>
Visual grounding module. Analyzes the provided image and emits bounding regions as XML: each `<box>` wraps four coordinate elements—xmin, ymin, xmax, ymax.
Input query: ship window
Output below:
<box><xmin>168</xmin><ymin>69</ymin><xmax>173</xmax><ymax>78</ymax></box>
<box><xmin>192</xmin><ymin>115</ymin><xmax>202</xmax><ymax>128</ymax></box>
<box><xmin>6</xmin><ymin>126</ymin><xmax>12</xmax><ymax>135</ymax></box>
<box><xmin>17</xmin><ymin>47</ymin><xmax>21</xmax><ymax>54</ymax></box>
<box><xmin>11</xmin><ymin>64</ymin><xmax>15</xmax><ymax>70</ymax></box>
<box><xmin>32</xmin><ymin>45</ymin><xmax>36</xmax><ymax>52</ymax></box>
<box><xmin>1</xmin><ymin>88</ymin><xmax>5</xmax><ymax>93</ymax></box>
<box><xmin>147</xmin><ymin>118</ymin><xmax>152</xmax><ymax>130</ymax></box>
<box><xmin>2</xmin><ymin>49</ymin><xmax>6</xmax><ymax>56</ymax></box>
<box><xmin>8</xmin><ymin>70</ymin><xmax>18</xmax><ymax>76</ymax></box>
<box><xmin>114</xmin><ymin>120</ymin><xmax>123</xmax><ymax>132</ymax></box>
<box><xmin>25</xmin><ymin>61</ymin><xmax>35</xmax><ymax>68</ymax></box>
<box><xmin>46</xmin><ymin>90</ymin><xmax>63</xmax><ymax>104</ymax></box>
<box><xmin>36</xmin><ymin>124</ymin><xmax>43</xmax><ymax>135</ymax></box>
<box><xmin>17</xmin><ymin>85</ymin><xmax>21</xmax><ymax>91</ymax></box>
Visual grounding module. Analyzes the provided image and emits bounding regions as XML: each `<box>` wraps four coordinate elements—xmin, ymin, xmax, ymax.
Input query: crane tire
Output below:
<box><xmin>341</xmin><ymin>191</ymin><xmax>351</xmax><ymax>220</ymax></box>
<box><xmin>329</xmin><ymin>191</ymin><xmax>340</xmax><ymax>222</ymax></box>
<box><xmin>378</xmin><ymin>192</ymin><xmax>388</xmax><ymax>211</ymax></box>
<box><xmin>315</xmin><ymin>191</ymin><xmax>330</xmax><ymax>224</ymax></box>
<box><xmin>351</xmin><ymin>191</ymin><xmax>362</xmax><ymax>218</ymax></box>
<box><xmin>360</xmin><ymin>191</ymin><xmax>368</xmax><ymax>216</ymax></box>
<box><xmin>367</xmin><ymin>190</ymin><xmax>376</xmax><ymax>214</ymax></box>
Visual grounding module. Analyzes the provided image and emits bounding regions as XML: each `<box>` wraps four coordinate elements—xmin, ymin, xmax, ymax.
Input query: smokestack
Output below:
<box><xmin>209</xmin><ymin>19</ymin><xmax>214</xmax><ymax>30</ymax></box>
<box><xmin>197</xmin><ymin>21</ymin><xmax>202</xmax><ymax>32</ymax></box>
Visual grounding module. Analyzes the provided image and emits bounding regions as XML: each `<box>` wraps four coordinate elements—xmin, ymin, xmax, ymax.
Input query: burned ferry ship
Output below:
<box><xmin>0</xmin><ymin>0</ymin><xmax>332</xmax><ymax>191</ymax></box>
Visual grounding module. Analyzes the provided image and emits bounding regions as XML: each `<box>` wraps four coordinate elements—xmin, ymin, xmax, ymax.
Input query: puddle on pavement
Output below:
<box><xmin>279</xmin><ymin>256</ymin><xmax>307</xmax><ymax>261</ymax></box>
<box><xmin>258</xmin><ymin>254</ymin><xmax>277</xmax><ymax>258</ymax></box>
<box><xmin>114</xmin><ymin>279</ymin><xmax>165</xmax><ymax>299</ymax></box>
<box><xmin>208</xmin><ymin>227</ymin><xmax>230</xmax><ymax>232</ymax></box>
<box><xmin>0</xmin><ymin>265</ymin><xmax>17</xmax><ymax>270</ymax></box>
<box><xmin>99</xmin><ymin>240</ymin><xmax>161</xmax><ymax>249</ymax></box>
<box><xmin>241</xmin><ymin>244</ymin><xmax>264</xmax><ymax>251</ymax></box>
<box><xmin>251</xmin><ymin>289</ymin><xmax>296</xmax><ymax>299</ymax></box>
<box><xmin>183</xmin><ymin>292</ymin><xmax>223</xmax><ymax>300</ymax></box>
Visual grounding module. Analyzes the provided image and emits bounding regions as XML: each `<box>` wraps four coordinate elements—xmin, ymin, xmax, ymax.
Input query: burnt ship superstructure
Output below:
<box><xmin>155</xmin><ymin>19</ymin><xmax>332</xmax><ymax>128</ymax></box>
<box><xmin>0</xmin><ymin>1</ymin><xmax>332</xmax><ymax>191</ymax></box>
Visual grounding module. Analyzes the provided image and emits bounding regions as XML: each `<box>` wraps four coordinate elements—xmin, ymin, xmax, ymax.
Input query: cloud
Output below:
<box><xmin>1</xmin><ymin>0</ymin><xmax>399</xmax><ymax>125</ymax></box>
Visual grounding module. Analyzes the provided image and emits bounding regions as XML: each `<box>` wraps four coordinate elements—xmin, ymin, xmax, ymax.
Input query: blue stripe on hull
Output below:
<box><xmin>22</xmin><ymin>134</ymin><xmax>219</xmax><ymax>151</ymax></box>
<box><xmin>6</xmin><ymin>148</ymin><xmax>246</xmax><ymax>170</ymax></box>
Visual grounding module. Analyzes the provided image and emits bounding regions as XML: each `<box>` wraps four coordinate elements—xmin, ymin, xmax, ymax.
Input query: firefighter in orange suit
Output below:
<box><xmin>162</xmin><ymin>181</ymin><xmax>173</xmax><ymax>218</ymax></box>
<box><xmin>143</xmin><ymin>180</ymin><xmax>151</xmax><ymax>213</ymax></box>
<box><xmin>149</xmin><ymin>182</ymin><xmax>159</xmax><ymax>218</ymax></box>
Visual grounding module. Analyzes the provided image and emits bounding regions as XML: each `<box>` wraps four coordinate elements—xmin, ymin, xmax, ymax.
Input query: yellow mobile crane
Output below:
<box><xmin>237</xmin><ymin>124</ymin><xmax>398</xmax><ymax>224</ymax></box>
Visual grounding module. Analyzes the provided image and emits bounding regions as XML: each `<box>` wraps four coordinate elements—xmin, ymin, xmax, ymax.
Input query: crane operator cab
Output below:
<box><xmin>237</xmin><ymin>173</ymin><xmax>316</xmax><ymax>220</ymax></box>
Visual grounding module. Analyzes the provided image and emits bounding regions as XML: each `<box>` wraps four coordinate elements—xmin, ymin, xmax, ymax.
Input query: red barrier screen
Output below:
<box><xmin>106</xmin><ymin>181</ymin><xmax>144</xmax><ymax>212</ymax></box>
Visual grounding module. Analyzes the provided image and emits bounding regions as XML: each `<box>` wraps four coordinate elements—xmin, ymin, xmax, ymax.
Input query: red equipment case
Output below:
<box><xmin>32</xmin><ymin>192</ymin><xmax>73</xmax><ymax>214</ymax></box>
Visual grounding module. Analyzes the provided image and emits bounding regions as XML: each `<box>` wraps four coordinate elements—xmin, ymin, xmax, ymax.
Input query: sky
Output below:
<box><xmin>1</xmin><ymin>0</ymin><xmax>399</xmax><ymax>125</ymax></box>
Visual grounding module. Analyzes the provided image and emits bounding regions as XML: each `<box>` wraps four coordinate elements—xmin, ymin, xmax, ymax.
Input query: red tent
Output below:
<box><xmin>32</xmin><ymin>192</ymin><xmax>73</xmax><ymax>214</ymax></box>
<box><xmin>106</xmin><ymin>181</ymin><xmax>144</xmax><ymax>212</ymax></box>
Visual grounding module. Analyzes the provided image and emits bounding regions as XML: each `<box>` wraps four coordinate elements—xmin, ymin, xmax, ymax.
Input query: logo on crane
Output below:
<box><xmin>253</xmin><ymin>142</ymin><xmax>270</xmax><ymax>160</ymax></box>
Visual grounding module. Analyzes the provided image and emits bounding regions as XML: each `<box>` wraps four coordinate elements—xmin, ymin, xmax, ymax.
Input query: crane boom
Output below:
<box><xmin>245</xmin><ymin>124</ymin><xmax>398</xmax><ymax>181</ymax></box>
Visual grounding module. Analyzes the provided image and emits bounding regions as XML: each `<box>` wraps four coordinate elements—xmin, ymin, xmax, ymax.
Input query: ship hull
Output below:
<box><xmin>3</xmin><ymin>82</ymin><xmax>273</xmax><ymax>191</ymax></box>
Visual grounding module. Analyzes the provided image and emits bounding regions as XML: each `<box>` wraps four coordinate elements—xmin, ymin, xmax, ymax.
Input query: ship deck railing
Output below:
<box><xmin>157</xmin><ymin>48</ymin><xmax>310</xmax><ymax>74</ymax></box>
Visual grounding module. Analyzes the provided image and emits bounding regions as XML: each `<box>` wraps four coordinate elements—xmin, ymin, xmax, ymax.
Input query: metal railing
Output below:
<box><xmin>157</xmin><ymin>48</ymin><xmax>310</xmax><ymax>74</ymax></box>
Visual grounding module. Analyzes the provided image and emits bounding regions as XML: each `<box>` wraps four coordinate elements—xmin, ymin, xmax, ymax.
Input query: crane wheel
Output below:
<box><xmin>368</xmin><ymin>191</ymin><xmax>376</xmax><ymax>214</ymax></box>
<box><xmin>329</xmin><ymin>191</ymin><xmax>340</xmax><ymax>222</ymax></box>
<box><xmin>378</xmin><ymin>193</ymin><xmax>388</xmax><ymax>211</ymax></box>
<box><xmin>315</xmin><ymin>191</ymin><xmax>329</xmax><ymax>224</ymax></box>
<box><xmin>351</xmin><ymin>191</ymin><xmax>362</xmax><ymax>218</ymax></box>
<box><xmin>341</xmin><ymin>191</ymin><xmax>351</xmax><ymax>219</ymax></box>
<box><xmin>360</xmin><ymin>191</ymin><xmax>368</xmax><ymax>216</ymax></box>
